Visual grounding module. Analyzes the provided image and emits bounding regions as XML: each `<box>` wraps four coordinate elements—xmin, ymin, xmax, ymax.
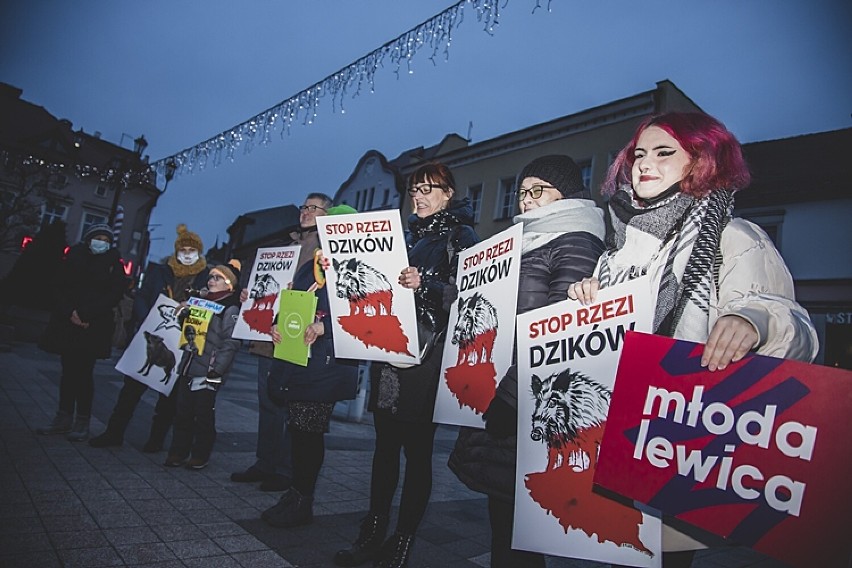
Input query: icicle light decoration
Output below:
<box><xmin>150</xmin><ymin>0</ymin><xmax>507</xmax><ymax>186</ymax></box>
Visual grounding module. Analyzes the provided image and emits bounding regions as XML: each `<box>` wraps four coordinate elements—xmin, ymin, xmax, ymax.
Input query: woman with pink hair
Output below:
<box><xmin>569</xmin><ymin>111</ymin><xmax>817</xmax><ymax>567</ymax></box>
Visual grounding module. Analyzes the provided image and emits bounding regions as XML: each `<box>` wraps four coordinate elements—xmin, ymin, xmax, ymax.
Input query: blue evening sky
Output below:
<box><xmin>1</xmin><ymin>0</ymin><xmax>849</xmax><ymax>260</ymax></box>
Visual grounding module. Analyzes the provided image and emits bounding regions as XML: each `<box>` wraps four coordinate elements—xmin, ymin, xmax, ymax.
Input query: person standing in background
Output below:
<box><xmin>89</xmin><ymin>224</ymin><xmax>210</xmax><ymax>451</ymax></box>
<box><xmin>37</xmin><ymin>223</ymin><xmax>127</xmax><ymax>442</ymax></box>
<box><xmin>230</xmin><ymin>193</ymin><xmax>334</xmax><ymax>492</ymax></box>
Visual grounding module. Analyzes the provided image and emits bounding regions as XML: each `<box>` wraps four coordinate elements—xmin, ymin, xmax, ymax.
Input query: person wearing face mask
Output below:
<box><xmin>89</xmin><ymin>224</ymin><xmax>210</xmax><ymax>451</ymax></box>
<box><xmin>37</xmin><ymin>224</ymin><xmax>128</xmax><ymax>441</ymax></box>
<box><xmin>448</xmin><ymin>155</ymin><xmax>606</xmax><ymax>568</ymax></box>
<box><xmin>568</xmin><ymin>112</ymin><xmax>818</xmax><ymax>568</ymax></box>
<box><xmin>335</xmin><ymin>162</ymin><xmax>479</xmax><ymax>568</ymax></box>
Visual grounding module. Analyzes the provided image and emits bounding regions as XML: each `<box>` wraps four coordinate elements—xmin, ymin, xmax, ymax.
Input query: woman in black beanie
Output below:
<box><xmin>448</xmin><ymin>155</ymin><xmax>606</xmax><ymax>568</ymax></box>
<box><xmin>37</xmin><ymin>224</ymin><xmax>128</xmax><ymax>441</ymax></box>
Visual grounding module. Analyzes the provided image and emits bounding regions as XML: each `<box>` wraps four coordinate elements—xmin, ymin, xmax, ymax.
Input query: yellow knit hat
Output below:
<box><xmin>174</xmin><ymin>223</ymin><xmax>203</xmax><ymax>253</ymax></box>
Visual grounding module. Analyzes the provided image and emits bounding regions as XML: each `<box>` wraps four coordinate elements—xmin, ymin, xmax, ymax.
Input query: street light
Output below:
<box><xmin>133</xmin><ymin>135</ymin><xmax>148</xmax><ymax>157</ymax></box>
<box><xmin>106</xmin><ymin>133</ymin><xmax>148</xmax><ymax>225</ymax></box>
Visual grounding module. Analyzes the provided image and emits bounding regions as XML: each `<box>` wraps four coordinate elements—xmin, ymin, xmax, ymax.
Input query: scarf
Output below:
<box><xmin>599</xmin><ymin>185</ymin><xmax>733</xmax><ymax>335</ymax></box>
<box><xmin>167</xmin><ymin>255</ymin><xmax>207</xmax><ymax>278</ymax></box>
<box><xmin>408</xmin><ymin>206</ymin><xmax>463</xmax><ymax>242</ymax></box>
<box><xmin>515</xmin><ymin>198</ymin><xmax>605</xmax><ymax>255</ymax></box>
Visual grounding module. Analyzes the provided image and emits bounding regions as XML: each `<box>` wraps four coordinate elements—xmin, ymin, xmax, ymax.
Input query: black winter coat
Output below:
<box><xmin>368</xmin><ymin>198</ymin><xmax>479</xmax><ymax>423</ymax></box>
<box><xmin>449</xmin><ymin>200</ymin><xmax>605</xmax><ymax>502</ymax></box>
<box><xmin>39</xmin><ymin>244</ymin><xmax>128</xmax><ymax>359</ymax></box>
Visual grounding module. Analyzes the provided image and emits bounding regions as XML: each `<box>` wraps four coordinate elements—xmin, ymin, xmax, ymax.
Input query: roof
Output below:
<box><xmin>738</xmin><ymin>127</ymin><xmax>852</xmax><ymax>207</ymax></box>
<box><xmin>227</xmin><ymin>204</ymin><xmax>300</xmax><ymax>248</ymax></box>
<box><xmin>0</xmin><ymin>82</ymin><xmax>148</xmax><ymax>174</ymax></box>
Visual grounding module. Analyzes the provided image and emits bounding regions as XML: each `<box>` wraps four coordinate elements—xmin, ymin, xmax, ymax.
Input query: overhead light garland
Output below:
<box><xmin>150</xmin><ymin>0</ymin><xmax>525</xmax><ymax>186</ymax></box>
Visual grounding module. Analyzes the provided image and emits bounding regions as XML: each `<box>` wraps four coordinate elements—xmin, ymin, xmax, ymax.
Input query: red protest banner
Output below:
<box><xmin>595</xmin><ymin>331</ymin><xmax>852</xmax><ymax>568</ymax></box>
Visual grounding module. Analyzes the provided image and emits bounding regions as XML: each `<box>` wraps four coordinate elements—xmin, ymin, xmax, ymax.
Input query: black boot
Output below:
<box><xmin>143</xmin><ymin>421</ymin><xmax>169</xmax><ymax>453</ymax></box>
<box><xmin>261</xmin><ymin>488</ymin><xmax>313</xmax><ymax>528</ymax></box>
<box><xmin>374</xmin><ymin>532</ymin><xmax>415</xmax><ymax>568</ymax></box>
<box><xmin>36</xmin><ymin>410</ymin><xmax>73</xmax><ymax>435</ymax></box>
<box><xmin>333</xmin><ymin>513</ymin><xmax>389</xmax><ymax>567</ymax></box>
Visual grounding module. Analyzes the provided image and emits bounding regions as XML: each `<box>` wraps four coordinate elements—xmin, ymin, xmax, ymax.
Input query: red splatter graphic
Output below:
<box><xmin>338</xmin><ymin>312</ymin><xmax>412</xmax><ymax>356</ymax></box>
<box><xmin>241</xmin><ymin>294</ymin><xmax>277</xmax><ymax>335</ymax></box>
<box><xmin>444</xmin><ymin>363</ymin><xmax>496</xmax><ymax>414</ymax></box>
<box><xmin>346</xmin><ymin>290</ymin><xmax>393</xmax><ymax>317</ymax></box>
<box><xmin>444</xmin><ymin>329</ymin><xmax>499</xmax><ymax>414</ymax></box>
<box><xmin>525</xmin><ymin>424</ymin><xmax>651</xmax><ymax>554</ymax></box>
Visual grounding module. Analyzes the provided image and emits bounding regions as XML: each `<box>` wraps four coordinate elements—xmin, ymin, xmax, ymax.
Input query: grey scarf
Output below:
<box><xmin>599</xmin><ymin>186</ymin><xmax>733</xmax><ymax>335</ymax></box>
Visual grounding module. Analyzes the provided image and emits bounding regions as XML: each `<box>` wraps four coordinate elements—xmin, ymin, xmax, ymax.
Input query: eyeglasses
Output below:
<box><xmin>517</xmin><ymin>184</ymin><xmax>557</xmax><ymax>201</ymax></box>
<box><xmin>299</xmin><ymin>204</ymin><xmax>327</xmax><ymax>212</ymax></box>
<box><xmin>208</xmin><ymin>274</ymin><xmax>226</xmax><ymax>282</ymax></box>
<box><xmin>407</xmin><ymin>184</ymin><xmax>446</xmax><ymax>196</ymax></box>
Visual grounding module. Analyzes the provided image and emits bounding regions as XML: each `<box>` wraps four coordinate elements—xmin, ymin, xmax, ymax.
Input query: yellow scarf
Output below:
<box><xmin>167</xmin><ymin>255</ymin><xmax>207</xmax><ymax>278</ymax></box>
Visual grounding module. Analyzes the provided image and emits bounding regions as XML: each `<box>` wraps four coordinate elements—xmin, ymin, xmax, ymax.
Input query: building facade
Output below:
<box><xmin>0</xmin><ymin>83</ymin><xmax>161</xmax><ymax>279</ymax></box>
<box><xmin>737</xmin><ymin>128</ymin><xmax>852</xmax><ymax>369</ymax></box>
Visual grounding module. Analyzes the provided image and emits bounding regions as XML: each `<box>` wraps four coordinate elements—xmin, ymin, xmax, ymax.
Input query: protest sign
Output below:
<box><xmin>514</xmin><ymin>278</ymin><xmax>661</xmax><ymax>567</ymax></box>
<box><xmin>273</xmin><ymin>289</ymin><xmax>318</xmax><ymax>366</ymax></box>
<box><xmin>317</xmin><ymin>210</ymin><xmax>419</xmax><ymax>366</ymax></box>
<box><xmin>115</xmin><ymin>294</ymin><xmax>183</xmax><ymax>396</ymax></box>
<box><xmin>233</xmin><ymin>245</ymin><xmax>301</xmax><ymax>340</ymax></box>
<box><xmin>178</xmin><ymin>305</ymin><xmax>213</xmax><ymax>355</ymax></box>
<box><xmin>595</xmin><ymin>331</ymin><xmax>852</xmax><ymax>568</ymax></box>
<box><xmin>433</xmin><ymin>223</ymin><xmax>522</xmax><ymax>427</ymax></box>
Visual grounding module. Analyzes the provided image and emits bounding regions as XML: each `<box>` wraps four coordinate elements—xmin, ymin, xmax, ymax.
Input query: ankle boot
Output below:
<box><xmin>375</xmin><ymin>532</ymin><xmax>415</xmax><ymax>568</ymax></box>
<box><xmin>66</xmin><ymin>415</ymin><xmax>90</xmax><ymax>442</ymax></box>
<box><xmin>261</xmin><ymin>488</ymin><xmax>313</xmax><ymax>528</ymax></box>
<box><xmin>333</xmin><ymin>513</ymin><xmax>389</xmax><ymax>567</ymax></box>
<box><xmin>36</xmin><ymin>411</ymin><xmax>73</xmax><ymax>435</ymax></box>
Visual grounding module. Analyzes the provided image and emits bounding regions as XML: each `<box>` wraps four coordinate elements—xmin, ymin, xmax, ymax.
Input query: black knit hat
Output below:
<box><xmin>518</xmin><ymin>155</ymin><xmax>590</xmax><ymax>199</ymax></box>
<box><xmin>83</xmin><ymin>223</ymin><xmax>114</xmax><ymax>243</ymax></box>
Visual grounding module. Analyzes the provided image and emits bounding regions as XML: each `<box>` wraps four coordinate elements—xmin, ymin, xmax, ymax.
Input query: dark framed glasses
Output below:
<box><xmin>407</xmin><ymin>183</ymin><xmax>446</xmax><ymax>196</ymax></box>
<box><xmin>517</xmin><ymin>184</ymin><xmax>557</xmax><ymax>201</ymax></box>
<box><xmin>299</xmin><ymin>204</ymin><xmax>327</xmax><ymax>212</ymax></box>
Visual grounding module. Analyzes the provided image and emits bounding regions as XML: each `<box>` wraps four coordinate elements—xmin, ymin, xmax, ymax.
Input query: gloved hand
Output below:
<box><xmin>484</xmin><ymin>395</ymin><xmax>517</xmax><ymax>439</ymax></box>
<box><xmin>442</xmin><ymin>276</ymin><xmax>459</xmax><ymax>313</ymax></box>
<box><xmin>204</xmin><ymin>370</ymin><xmax>222</xmax><ymax>387</ymax></box>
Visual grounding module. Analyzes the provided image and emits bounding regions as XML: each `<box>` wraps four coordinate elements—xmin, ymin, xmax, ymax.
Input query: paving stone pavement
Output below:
<box><xmin>0</xmin><ymin>340</ymin><xmax>788</xmax><ymax>567</ymax></box>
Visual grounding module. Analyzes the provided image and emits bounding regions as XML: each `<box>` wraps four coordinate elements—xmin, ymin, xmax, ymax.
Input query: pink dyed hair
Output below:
<box><xmin>602</xmin><ymin>112</ymin><xmax>751</xmax><ymax>198</ymax></box>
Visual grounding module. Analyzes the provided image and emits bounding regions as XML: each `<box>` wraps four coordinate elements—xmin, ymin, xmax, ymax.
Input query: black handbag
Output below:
<box><xmin>267</xmin><ymin>356</ymin><xmax>358</xmax><ymax>405</ymax></box>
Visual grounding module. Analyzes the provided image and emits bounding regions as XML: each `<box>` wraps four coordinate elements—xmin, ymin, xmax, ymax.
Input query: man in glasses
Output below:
<box><xmin>230</xmin><ymin>192</ymin><xmax>333</xmax><ymax>492</ymax></box>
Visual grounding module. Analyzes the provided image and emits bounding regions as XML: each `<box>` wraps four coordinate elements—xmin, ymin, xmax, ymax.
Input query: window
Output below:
<box><xmin>382</xmin><ymin>189</ymin><xmax>390</xmax><ymax>205</ymax></box>
<box><xmin>51</xmin><ymin>174</ymin><xmax>68</xmax><ymax>189</ymax></box>
<box><xmin>579</xmin><ymin>160</ymin><xmax>593</xmax><ymax>193</ymax></box>
<box><xmin>42</xmin><ymin>201</ymin><xmax>68</xmax><ymax>226</ymax></box>
<box><xmin>81</xmin><ymin>212</ymin><xmax>108</xmax><ymax>240</ymax></box>
<box><xmin>467</xmin><ymin>183</ymin><xmax>483</xmax><ymax>223</ymax></box>
<box><xmin>494</xmin><ymin>177</ymin><xmax>516</xmax><ymax>220</ymax></box>
<box><xmin>367</xmin><ymin>187</ymin><xmax>375</xmax><ymax>210</ymax></box>
<box><xmin>95</xmin><ymin>185</ymin><xmax>109</xmax><ymax>198</ymax></box>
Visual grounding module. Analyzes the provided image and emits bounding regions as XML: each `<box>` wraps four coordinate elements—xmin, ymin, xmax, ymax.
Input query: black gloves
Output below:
<box><xmin>204</xmin><ymin>370</ymin><xmax>222</xmax><ymax>387</ymax></box>
<box><xmin>484</xmin><ymin>395</ymin><xmax>517</xmax><ymax>439</ymax></box>
<box><xmin>442</xmin><ymin>276</ymin><xmax>459</xmax><ymax>313</ymax></box>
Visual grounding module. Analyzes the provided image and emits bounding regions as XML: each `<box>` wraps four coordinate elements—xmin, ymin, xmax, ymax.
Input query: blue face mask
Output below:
<box><xmin>89</xmin><ymin>239</ymin><xmax>110</xmax><ymax>254</ymax></box>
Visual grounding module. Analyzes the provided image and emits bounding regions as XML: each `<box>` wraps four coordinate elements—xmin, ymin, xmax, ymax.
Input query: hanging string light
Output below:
<box><xmin>150</xmin><ymin>0</ymin><xmax>513</xmax><ymax>186</ymax></box>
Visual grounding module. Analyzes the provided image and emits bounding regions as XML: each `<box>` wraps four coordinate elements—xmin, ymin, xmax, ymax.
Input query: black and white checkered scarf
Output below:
<box><xmin>599</xmin><ymin>185</ymin><xmax>734</xmax><ymax>336</ymax></box>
